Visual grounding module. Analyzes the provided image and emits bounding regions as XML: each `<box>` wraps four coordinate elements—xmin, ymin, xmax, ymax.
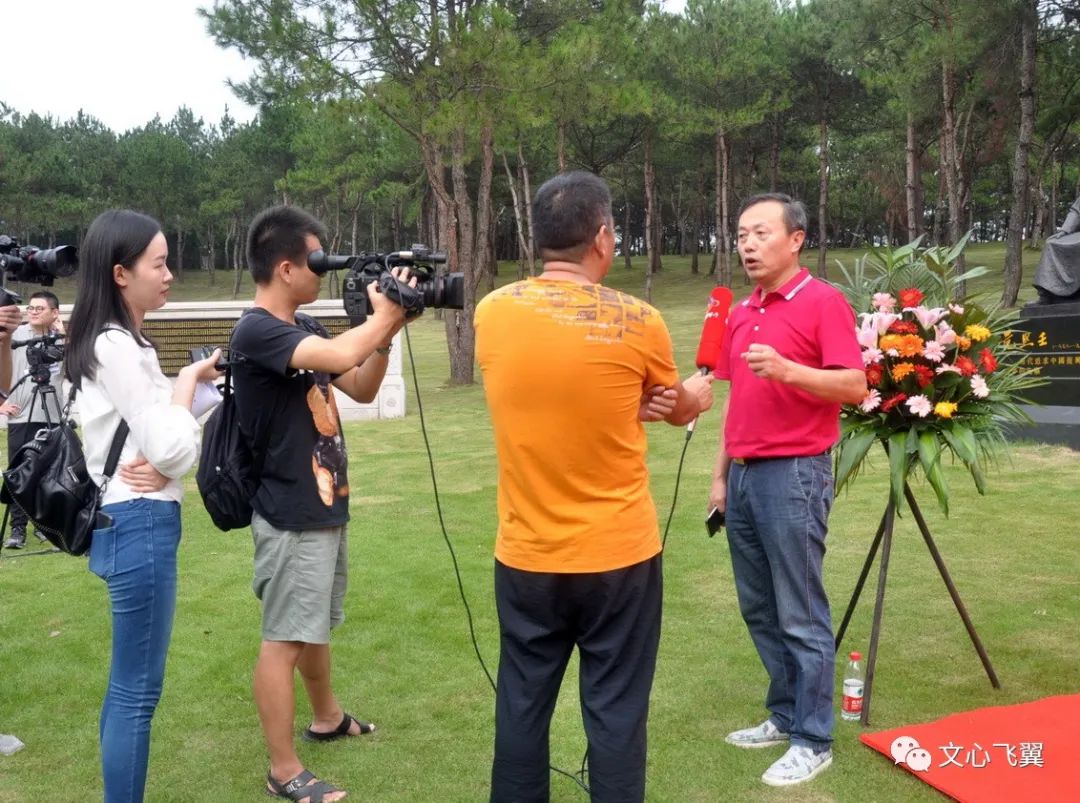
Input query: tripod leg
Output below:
<box><xmin>903</xmin><ymin>484</ymin><xmax>1001</xmax><ymax>689</ymax></box>
<box><xmin>835</xmin><ymin>506</ymin><xmax>889</xmax><ymax>651</ymax></box>
<box><xmin>860</xmin><ymin>498</ymin><xmax>896</xmax><ymax>726</ymax></box>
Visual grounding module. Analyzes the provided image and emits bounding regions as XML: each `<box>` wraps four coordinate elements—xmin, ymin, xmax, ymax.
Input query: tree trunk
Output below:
<box><xmin>715</xmin><ymin>128</ymin><xmax>732</xmax><ymax>286</ymax></box>
<box><xmin>933</xmin><ymin>143</ymin><xmax>946</xmax><ymax>245</ymax></box>
<box><xmin>231</xmin><ymin>217</ymin><xmax>244</xmax><ymax>299</ymax></box>
<box><xmin>473</xmin><ymin>123</ymin><xmax>496</xmax><ymax>300</ymax></box>
<box><xmin>557</xmin><ymin>119</ymin><xmax>567</xmax><ymax>173</ymax></box>
<box><xmin>176</xmin><ymin>228</ymin><xmax>185</xmax><ymax>282</ymax></box>
<box><xmin>817</xmin><ymin>112</ymin><xmax>829</xmax><ymax>279</ymax></box>
<box><xmin>1030</xmin><ymin>173</ymin><xmax>1046</xmax><ymax>249</ymax></box>
<box><xmin>447</xmin><ymin>126</ymin><xmax>477</xmax><ymax>385</ymax></box>
<box><xmin>518</xmin><ymin>142</ymin><xmax>536</xmax><ymax>276</ymax></box>
<box><xmin>207</xmin><ymin>222</ymin><xmax>216</xmax><ymax>287</ymax></box>
<box><xmin>643</xmin><ymin>128</ymin><xmax>658</xmax><ymax>302</ymax></box>
<box><xmin>623</xmin><ymin>180</ymin><xmax>633</xmax><ymax>271</ymax></box>
<box><xmin>351</xmin><ymin>197</ymin><xmax>361</xmax><ymax>253</ymax></box>
<box><xmin>502</xmin><ymin>152</ymin><xmax>531</xmax><ymax>282</ymax></box>
<box><xmin>769</xmin><ymin>114</ymin><xmax>781</xmax><ymax>191</ymax></box>
<box><xmin>905</xmin><ymin>110</ymin><xmax>920</xmax><ymax>243</ymax></box>
<box><xmin>1049</xmin><ymin>157</ymin><xmax>1059</xmax><ymax>232</ymax></box>
<box><xmin>690</xmin><ymin>194</ymin><xmax>701</xmax><ymax>275</ymax></box>
<box><xmin>419</xmin><ymin>131</ymin><xmax>459</xmax><ymax>370</ymax></box>
<box><xmin>1002</xmin><ymin>0</ymin><xmax>1037</xmax><ymax>307</ymax></box>
<box><xmin>941</xmin><ymin>41</ymin><xmax>967</xmax><ymax>294</ymax></box>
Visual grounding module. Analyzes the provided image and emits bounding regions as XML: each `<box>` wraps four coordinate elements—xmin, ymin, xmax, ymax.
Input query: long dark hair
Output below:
<box><xmin>65</xmin><ymin>210</ymin><xmax>161</xmax><ymax>389</ymax></box>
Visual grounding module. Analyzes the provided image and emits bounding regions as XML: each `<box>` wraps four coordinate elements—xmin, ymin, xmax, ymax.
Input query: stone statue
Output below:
<box><xmin>1034</xmin><ymin>194</ymin><xmax>1080</xmax><ymax>304</ymax></box>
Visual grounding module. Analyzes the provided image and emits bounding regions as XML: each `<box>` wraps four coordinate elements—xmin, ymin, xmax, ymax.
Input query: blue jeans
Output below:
<box><xmin>88</xmin><ymin>499</ymin><xmax>181</xmax><ymax>803</ymax></box>
<box><xmin>725</xmin><ymin>454</ymin><xmax>835</xmax><ymax>750</ymax></box>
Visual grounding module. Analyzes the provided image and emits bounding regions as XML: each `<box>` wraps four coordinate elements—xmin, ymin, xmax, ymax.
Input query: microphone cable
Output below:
<box><xmin>661</xmin><ymin>424</ymin><xmax>697</xmax><ymax>551</ymax></box>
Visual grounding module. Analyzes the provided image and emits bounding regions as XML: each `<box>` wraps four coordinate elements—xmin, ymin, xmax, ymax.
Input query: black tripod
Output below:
<box><xmin>0</xmin><ymin>336</ymin><xmax>65</xmax><ymax>556</ymax></box>
<box><xmin>833</xmin><ymin>481</ymin><xmax>1001</xmax><ymax>725</ymax></box>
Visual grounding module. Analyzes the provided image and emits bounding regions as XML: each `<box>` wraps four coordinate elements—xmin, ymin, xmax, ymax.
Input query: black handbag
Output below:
<box><xmin>1</xmin><ymin>392</ymin><xmax>128</xmax><ymax>556</ymax></box>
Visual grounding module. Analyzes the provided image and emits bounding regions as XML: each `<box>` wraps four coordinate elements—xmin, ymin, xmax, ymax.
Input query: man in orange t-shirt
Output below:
<box><xmin>475</xmin><ymin>171</ymin><xmax>714</xmax><ymax>802</ymax></box>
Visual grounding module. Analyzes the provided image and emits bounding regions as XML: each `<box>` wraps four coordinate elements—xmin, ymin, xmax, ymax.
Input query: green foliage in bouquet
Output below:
<box><xmin>832</xmin><ymin>235</ymin><xmax>1045</xmax><ymax>515</ymax></box>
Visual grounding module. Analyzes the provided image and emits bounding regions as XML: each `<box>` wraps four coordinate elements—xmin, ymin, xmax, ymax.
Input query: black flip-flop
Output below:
<box><xmin>266</xmin><ymin>769</ymin><xmax>343</xmax><ymax>802</ymax></box>
<box><xmin>302</xmin><ymin>712</ymin><xmax>376</xmax><ymax>742</ymax></box>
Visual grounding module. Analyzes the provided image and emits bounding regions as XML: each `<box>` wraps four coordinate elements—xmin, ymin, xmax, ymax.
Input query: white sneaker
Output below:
<box><xmin>724</xmin><ymin>719</ymin><xmax>790</xmax><ymax>749</ymax></box>
<box><xmin>761</xmin><ymin>745</ymin><xmax>833</xmax><ymax>787</ymax></box>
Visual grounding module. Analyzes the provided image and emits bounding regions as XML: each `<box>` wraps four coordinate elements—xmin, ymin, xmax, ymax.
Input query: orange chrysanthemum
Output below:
<box><xmin>891</xmin><ymin>362</ymin><xmax>916</xmax><ymax>382</ymax></box>
<box><xmin>896</xmin><ymin>335</ymin><xmax>925</xmax><ymax>357</ymax></box>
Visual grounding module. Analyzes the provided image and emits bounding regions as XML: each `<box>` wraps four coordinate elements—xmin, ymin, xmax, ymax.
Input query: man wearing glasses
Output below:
<box><xmin>1</xmin><ymin>291</ymin><xmax>64</xmax><ymax>549</ymax></box>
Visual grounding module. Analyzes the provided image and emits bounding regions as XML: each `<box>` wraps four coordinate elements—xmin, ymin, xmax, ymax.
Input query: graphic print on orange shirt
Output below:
<box><xmin>501</xmin><ymin>280</ymin><xmax>659</xmax><ymax>344</ymax></box>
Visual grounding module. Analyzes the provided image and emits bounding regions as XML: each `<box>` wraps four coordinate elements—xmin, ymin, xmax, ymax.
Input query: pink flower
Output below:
<box><xmin>908</xmin><ymin>306</ymin><xmax>947</xmax><ymax>329</ymax></box>
<box><xmin>936</xmin><ymin>364</ymin><xmax>962</xmax><ymax>375</ymax></box>
<box><xmin>949</xmin><ymin>303</ymin><xmax>965</xmax><ymax>315</ymax></box>
<box><xmin>922</xmin><ymin>340</ymin><xmax>946</xmax><ymax>363</ymax></box>
<box><xmin>872</xmin><ymin>293</ymin><xmax>898</xmax><ymax>312</ymax></box>
<box><xmin>970</xmin><ymin>375</ymin><xmax>989</xmax><ymax>398</ymax></box>
<box><xmin>862</xmin><ymin>347</ymin><xmax>884</xmax><ymax>365</ymax></box>
<box><xmin>906</xmin><ymin>395</ymin><xmax>933</xmax><ymax>418</ymax></box>
<box><xmin>860</xmin><ymin>312</ymin><xmax>901</xmax><ymax>335</ymax></box>
<box><xmin>857</xmin><ymin>325</ymin><xmax>880</xmax><ymax>350</ymax></box>
<box><xmin>935</xmin><ymin>322</ymin><xmax>957</xmax><ymax>346</ymax></box>
<box><xmin>860</xmin><ymin>389</ymin><xmax>882</xmax><ymax>413</ymax></box>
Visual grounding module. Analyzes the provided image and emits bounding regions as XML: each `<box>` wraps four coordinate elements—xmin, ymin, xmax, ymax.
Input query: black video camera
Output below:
<box><xmin>307</xmin><ymin>246</ymin><xmax>464</xmax><ymax>326</ymax></box>
<box><xmin>0</xmin><ymin>235</ymin><xmax>78</xmax><ymax>307</ymax></box>
<box><xmin>12</xmin><ymin>332</ymin><xmax>65</xmax><ymax>385</ymax></box>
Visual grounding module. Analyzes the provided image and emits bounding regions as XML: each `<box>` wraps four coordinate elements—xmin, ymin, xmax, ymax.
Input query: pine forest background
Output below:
<box><xmin>2</xmin><ymin>0</ymin><xmax>1079</xmax><ymax>383</ymax></box>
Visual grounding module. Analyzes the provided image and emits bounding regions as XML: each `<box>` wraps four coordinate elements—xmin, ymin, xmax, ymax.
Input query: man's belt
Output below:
<box><xmin>731</xmin><ymin>450</ymin><xmax>831</xmax><ymax>466</ymax></box>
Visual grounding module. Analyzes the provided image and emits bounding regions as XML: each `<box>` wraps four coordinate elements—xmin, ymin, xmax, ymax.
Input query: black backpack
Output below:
<box><xmin>1</xmin><ymin>389</ymin><xmax>128</xmax><ymax>555</ymax></box>
<box><xmin>196</xmin><ymin>362</ymin><xmax>263</xmax><ymax>531</ymax></box>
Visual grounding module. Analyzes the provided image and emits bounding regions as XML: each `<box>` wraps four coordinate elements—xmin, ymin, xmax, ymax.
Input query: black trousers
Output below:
<box><xmin>5</xmin><ymin>422</ymin><xmax>56</xmax><ymax>532</ymax></box>
<box><xmin>490</xmin><ymin>554</ymin><xmax>663</xmax><ymax>803</ymax></box>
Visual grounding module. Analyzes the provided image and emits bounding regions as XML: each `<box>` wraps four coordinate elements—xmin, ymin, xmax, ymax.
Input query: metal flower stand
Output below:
<box><xmin>833</xmin><ymin>482</ymin><xmax>1001</xmax><ymax>725</ymax></box>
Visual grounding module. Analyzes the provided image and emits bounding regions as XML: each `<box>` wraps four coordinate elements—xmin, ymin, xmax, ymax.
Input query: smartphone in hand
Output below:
<box><xmin>706</xmin><ymin>507</ymin><xmax>725</xmax><ymax>537</ymax></box>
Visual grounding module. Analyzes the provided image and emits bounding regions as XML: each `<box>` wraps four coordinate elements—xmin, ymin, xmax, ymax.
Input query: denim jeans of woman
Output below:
<box><xmin>88</xmin><ymin>498</ymin><xmax>181</xmax><ymax>803</ymax></box>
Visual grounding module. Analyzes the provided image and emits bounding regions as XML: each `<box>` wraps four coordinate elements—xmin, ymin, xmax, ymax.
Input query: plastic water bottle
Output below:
<box><xmin>841</xmin><ymin>651</ymin><xmax>865</xmax><ymax>721</ymax></box>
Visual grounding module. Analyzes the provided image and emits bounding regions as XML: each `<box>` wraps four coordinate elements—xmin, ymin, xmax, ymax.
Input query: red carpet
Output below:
<box><xmin>861</xmin><ymin>694</ymin><xmax>1079</xmax><ymax>801</ymax></box>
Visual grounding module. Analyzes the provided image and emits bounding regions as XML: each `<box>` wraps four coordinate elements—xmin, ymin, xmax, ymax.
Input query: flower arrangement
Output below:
<box><xmin>833</xmin><ymin>236</ymin><xmax>1044</xmax><ymax>515</ymax></box>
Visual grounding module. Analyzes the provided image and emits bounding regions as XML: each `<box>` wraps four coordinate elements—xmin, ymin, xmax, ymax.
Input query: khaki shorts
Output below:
<box><xmin>251</xmin><ymin>511</ymin><xmax>348</xmax><ymax>643</ymax></box>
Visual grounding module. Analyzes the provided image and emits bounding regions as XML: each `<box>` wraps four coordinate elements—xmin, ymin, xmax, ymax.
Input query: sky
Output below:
<box><xmin>3</xmin><ymin>0</ymin><xmax>689</xmax><ymax>135</ymax></box>
<box><xmin>2</xmin><ymin>0</ymin><xmax>256</xmax><ymax>133</ymax></box>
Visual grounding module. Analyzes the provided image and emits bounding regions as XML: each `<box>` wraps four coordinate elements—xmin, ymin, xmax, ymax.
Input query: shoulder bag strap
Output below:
<box><xmin>102</xmin><ymin>421</ymin><xmax>130</xmax><ymax>480</ymax></box>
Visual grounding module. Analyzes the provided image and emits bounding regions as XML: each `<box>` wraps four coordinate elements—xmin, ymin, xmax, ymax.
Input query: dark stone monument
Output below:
<box><xmin>1013</xmin><ymin>195</ymin><xmax>1080</xmax><ymax>449</ymax></box>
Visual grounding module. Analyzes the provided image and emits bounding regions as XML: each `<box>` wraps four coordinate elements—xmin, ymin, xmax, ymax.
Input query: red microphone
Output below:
<box><xmin>686</xmin><ymin>286</ymin><xmax>732</xmax><ymax>435</ymax></box>
<box><xmin>695</xmin><ymin>286</ymin><xmax>734</xmax><ymax>375</ymax></box>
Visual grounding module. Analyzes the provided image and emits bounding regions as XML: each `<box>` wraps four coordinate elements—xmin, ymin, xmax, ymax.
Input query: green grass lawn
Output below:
<box><xmin>1</xmin><ymin>244</ymin><xmax>1077</xmax><ymax>802</ymax></box>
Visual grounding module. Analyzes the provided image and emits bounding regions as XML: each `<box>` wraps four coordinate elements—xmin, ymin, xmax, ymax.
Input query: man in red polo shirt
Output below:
<box><xmin>708</xmin><ymin>193</ymin><xmax>866</xmax><ymax>787</ymax></box>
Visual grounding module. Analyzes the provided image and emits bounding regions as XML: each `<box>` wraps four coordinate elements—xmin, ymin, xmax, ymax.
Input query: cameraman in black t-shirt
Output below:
<box><xmin>231</xmin><ymin>205</ymin><xmax>416</xmax><ymax>803</ymax></box>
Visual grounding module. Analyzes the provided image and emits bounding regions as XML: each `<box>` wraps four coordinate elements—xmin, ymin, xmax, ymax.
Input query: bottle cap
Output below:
<box><xmin>850</xmin><ymin>651</ymin><xmax>862</xmax><ymax>661</ymax></box>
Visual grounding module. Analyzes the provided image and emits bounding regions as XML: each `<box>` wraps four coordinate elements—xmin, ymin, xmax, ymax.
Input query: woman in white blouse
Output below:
<box><xmin>65</xmin><ymin>210</ymin><xmax>222</xmax><ymax>803</ymax></box>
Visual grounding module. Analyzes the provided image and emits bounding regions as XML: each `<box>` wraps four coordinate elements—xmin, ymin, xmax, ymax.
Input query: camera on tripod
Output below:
<box><xmin>0</xmin><ymin>235</ymin><xmax>78</xmax><ymax>307</ymax></box>
<box><xmin>13</xmin><ymin>333</ymin><xmax>65</xmax><ymax>386</ymax></box>
<box><xmin>307</xmin><ymin>245</ymin><xmax>465</xmax><ymax>326</ymax></box>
